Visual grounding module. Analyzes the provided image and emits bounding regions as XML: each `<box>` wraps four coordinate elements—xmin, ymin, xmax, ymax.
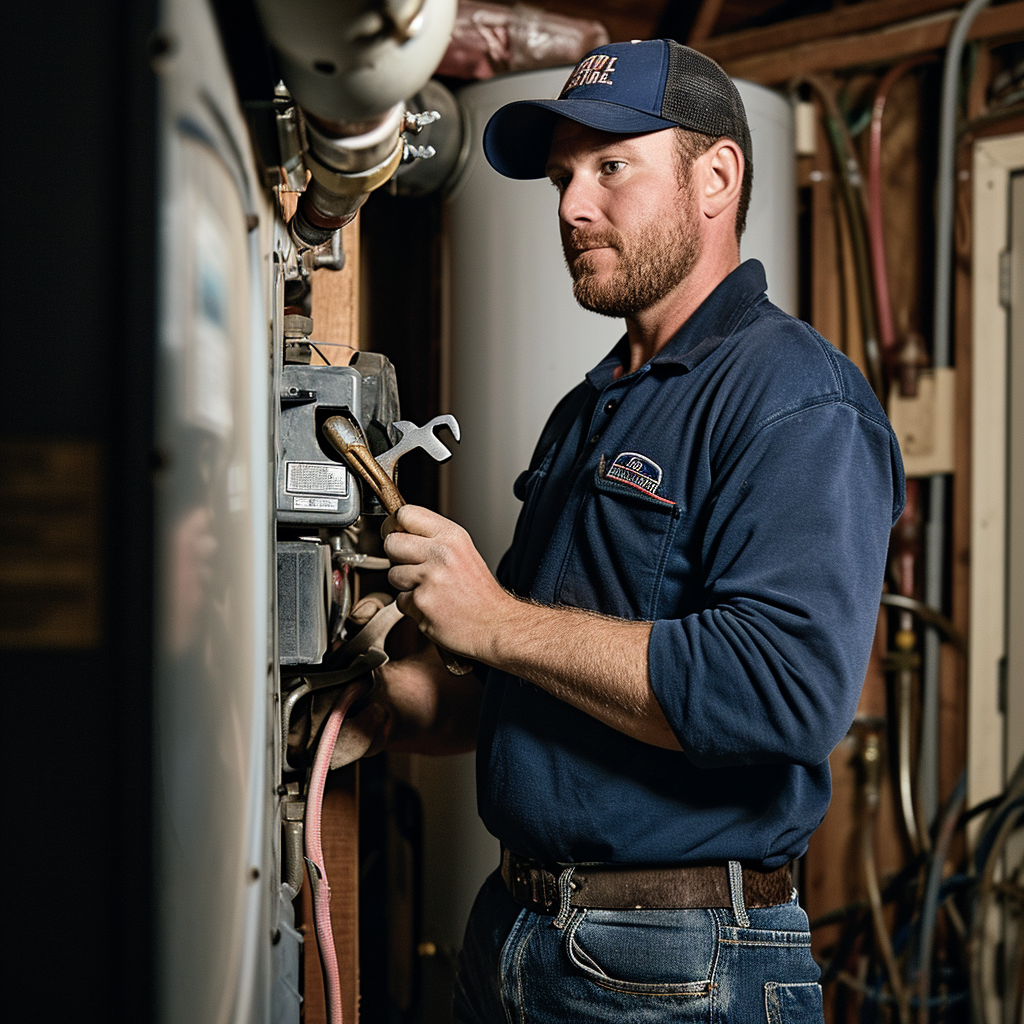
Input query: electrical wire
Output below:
<box><xmin>308</xmin><ymin>341</ymin><xmax>358</xmax><ymax>367</ymax></box>
<box><xmin>915</xmin><ymin>770</ymin><xmax>967</xmax><ymax>1024</ymax></box>
<box><xmin>836</xmin><ymin>970</ymin><xmax>967</xmax><ymax>1008</ymax></box>
<box><xmin>857</xmin><ymin>726</ymin><xmax>914</xmax><ymax>1024</ymax></box>
<box><xmin>863</xmin><ymin>810</ymin><xmax>913</xmax><ymax>1024</ymax></box>
<box><xmin>970</xmin><ymin>794</ymin><xmax>1024</xmax><ymax>1024</ymax></box>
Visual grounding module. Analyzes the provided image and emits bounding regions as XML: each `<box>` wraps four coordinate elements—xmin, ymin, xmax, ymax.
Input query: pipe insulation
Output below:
<box><xmin>921</xmin><ymin>0</ymin><xmax>991</xmax><ymax>832</ymax></box>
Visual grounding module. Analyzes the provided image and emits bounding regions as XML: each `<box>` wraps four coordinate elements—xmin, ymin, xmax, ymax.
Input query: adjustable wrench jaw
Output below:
<box><xmin>377</xmin><ymin>414</ymin><xmax>461</xmax><ymax>480</ymax></box>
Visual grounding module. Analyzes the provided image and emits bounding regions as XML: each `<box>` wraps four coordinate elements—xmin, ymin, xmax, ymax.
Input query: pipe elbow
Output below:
<box><xmin>255</xmin><ymin>0</ymin><xmax>457</xmax><ymax>124</ymax></box>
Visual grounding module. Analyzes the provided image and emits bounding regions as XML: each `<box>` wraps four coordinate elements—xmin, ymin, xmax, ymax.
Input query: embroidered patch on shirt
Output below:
<box><xmin>605</xmin><ymin>451</ymin><xmax>664</xmax><ymax>496</ymax></box>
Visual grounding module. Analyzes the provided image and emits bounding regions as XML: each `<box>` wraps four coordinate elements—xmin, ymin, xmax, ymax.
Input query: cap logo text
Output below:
<box><xmin>560</xmin><ymin>54</ymin><xmax>618</xmax><ymax>95</ymax></box>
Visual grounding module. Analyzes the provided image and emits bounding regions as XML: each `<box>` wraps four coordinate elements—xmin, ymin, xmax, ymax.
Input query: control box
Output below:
<box><xmin>276</xmin><ymin>364</ymin><xmax>362</xmax><ymax>526</ymax></box>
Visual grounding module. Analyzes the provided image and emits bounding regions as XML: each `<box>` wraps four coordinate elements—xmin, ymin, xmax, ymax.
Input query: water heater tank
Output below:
<box><xmin>446</xmin><ymin>68</ymin><xmax>797</xmax><ymax>568</ymax></box>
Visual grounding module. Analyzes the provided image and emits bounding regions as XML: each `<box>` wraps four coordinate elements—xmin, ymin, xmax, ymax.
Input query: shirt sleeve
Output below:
<box><xmin>648</xmin><ymin>399</ymin><xmax>903</xmax><ymax>769</ymax></box>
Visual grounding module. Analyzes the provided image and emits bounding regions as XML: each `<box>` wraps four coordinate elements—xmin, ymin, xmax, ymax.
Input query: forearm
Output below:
<box><xmin>479</xmin><ymin>597</ymin><xmax>681</xmax><ymax>751</ymax></box>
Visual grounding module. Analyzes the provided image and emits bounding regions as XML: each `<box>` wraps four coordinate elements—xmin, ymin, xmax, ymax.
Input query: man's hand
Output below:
<box><xmin>382</xmin><ymin>505</ymin><xmax>514</xmax><ymax>661</ymax></box>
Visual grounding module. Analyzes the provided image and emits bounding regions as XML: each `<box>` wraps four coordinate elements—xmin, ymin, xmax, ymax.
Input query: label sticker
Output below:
<box><xmin>606</xmin><ymin>451</ymin><xmax>664</xmax><ymax>496</ymax></box>
<box><xmin>286</xmin><ymin>462</ymin><xmax>349</xmax><ymax>496</ymax></box>
<box><xmin>293</xmin><ymin>496</ymin><xmax>339</xmax><ymax>512</ymax></box>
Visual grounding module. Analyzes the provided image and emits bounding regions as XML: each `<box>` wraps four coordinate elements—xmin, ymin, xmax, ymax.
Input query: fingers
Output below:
<box><xmin>349</xmin><ymin>592</ymin><xmax>390</xmax><ymax>626</ymax></box>
<box><xmin>383</xmin><ymin>529</ymin><xmax>435</xmax><ymax>566</ymax></box>
<box><xmin>380</xmin><ymin>504</ymin><xmax>449</xmax><ymax>541</ymax></box>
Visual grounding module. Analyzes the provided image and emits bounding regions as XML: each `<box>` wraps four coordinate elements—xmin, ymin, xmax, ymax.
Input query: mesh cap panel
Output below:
<box><xmin>661</xmin><ymin>42</ymin><xmax>752</xmax><ymax>170</ymax></box>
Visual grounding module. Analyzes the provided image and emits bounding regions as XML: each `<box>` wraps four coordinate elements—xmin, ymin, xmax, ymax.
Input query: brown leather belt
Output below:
<box><xmin>500</xmin><ymin>847</ymin><xmax>792</xmax><ymax>914</ymax></box>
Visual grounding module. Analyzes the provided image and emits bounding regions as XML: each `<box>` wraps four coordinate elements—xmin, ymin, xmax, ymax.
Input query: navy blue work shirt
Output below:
<box><xmin>478</xmin><ymin>260</ymin><xmax>905</xmax><ymax>868</ymax></box>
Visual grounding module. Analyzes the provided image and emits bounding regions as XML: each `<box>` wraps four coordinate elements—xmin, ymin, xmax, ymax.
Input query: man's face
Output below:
<box><xmin>545</xmin><ymin>121</ymin><xmax>702</xmax><ymax>318</ymax></box>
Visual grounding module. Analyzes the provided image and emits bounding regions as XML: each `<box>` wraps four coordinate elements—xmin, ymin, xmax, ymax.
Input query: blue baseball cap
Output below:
<box><xmin>483</xmin><ymin>39</ymin><xmax>752</xmax><ymax>180</ymax></box>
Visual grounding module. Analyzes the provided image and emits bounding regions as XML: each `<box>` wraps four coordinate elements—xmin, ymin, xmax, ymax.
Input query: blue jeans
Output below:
<box><xmin>454</xmin><ymin>869</ymin><xmax>823</xmax><ymax>1024</ymax></box>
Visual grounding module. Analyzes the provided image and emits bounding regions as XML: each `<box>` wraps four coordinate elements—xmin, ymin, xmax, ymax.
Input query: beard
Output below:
<box><xmin>564</xmin><ymin>201</ymin><xmax>702</xmax><ymax>319</ymax></box>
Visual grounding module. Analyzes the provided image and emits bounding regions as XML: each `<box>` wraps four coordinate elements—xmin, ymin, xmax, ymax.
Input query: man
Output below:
<box><xmin>344</xmin><ymin>38</ymin><xmax>904</xmax><ymax>1023</ymax></box>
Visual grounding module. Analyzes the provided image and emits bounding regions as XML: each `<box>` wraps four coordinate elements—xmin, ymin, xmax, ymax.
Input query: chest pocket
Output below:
<box><xmin>555</xmin><ymin>463</ymin><xmax>683</xmax><ymax>620</ymax></box>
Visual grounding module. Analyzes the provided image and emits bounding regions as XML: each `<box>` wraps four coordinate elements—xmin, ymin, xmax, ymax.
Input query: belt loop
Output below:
<box><xmin>552</xmin><ymin>866</ymin><xmax>576</xmax><ymax>929</ymax></box>
<box><xmin>727</xmin><ymin>860</ymin><xmax>750</xmax><ymax>928</ymax></box>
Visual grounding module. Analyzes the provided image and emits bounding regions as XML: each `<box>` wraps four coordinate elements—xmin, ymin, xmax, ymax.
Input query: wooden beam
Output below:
<box><xmin>715</xmin><ymin>2</ymin><xmax>1024</xmax><ymax>85</ymax></box>
<box><xmin>310</xmin><ymin>217</ymin><xmax>361</xmax><ymax>364</ymax></box>
<box><xmin>699</xmin><ymin>0</ymin><xmax>959</xmax><ymax>63</ymax></box>
<box><xmin>688</xmin><ymin>0</ymin><xmax>727</xmax><ymax>44</ymax></box>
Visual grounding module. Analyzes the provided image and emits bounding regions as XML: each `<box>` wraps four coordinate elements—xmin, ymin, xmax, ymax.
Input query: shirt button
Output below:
<box><xmin>589</xmin><ymin>433</ymin><xmax>601</xmax><ymax>445</ymax></box>
<box><xmin>604</xmin><ymin>400</ymin><xmax>617</xmax><ymax>414</ymax></box>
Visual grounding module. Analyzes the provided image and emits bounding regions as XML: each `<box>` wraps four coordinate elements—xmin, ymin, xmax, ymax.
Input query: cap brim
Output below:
<box><xmin>483</xmin><ymin>98</ymin><xmax>676</xmax><ymax>180</ymax></box>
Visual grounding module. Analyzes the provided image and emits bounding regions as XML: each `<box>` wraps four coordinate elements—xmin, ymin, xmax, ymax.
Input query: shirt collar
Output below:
<box><xmin>585</xmin><ymin>259</ymin><xmax>768</xmax><ymax>388</ymax></box>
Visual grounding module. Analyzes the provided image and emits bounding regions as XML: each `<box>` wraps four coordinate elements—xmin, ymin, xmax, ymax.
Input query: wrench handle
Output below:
<box><xmin>346</xmin><ymin>444</ymin><xmax>405</xmax><ymax>514</ymax></box>
<box><xmin>330</xmin><ymin>440</ymin><xmax>475</xmax><ymax>676</ymax></box>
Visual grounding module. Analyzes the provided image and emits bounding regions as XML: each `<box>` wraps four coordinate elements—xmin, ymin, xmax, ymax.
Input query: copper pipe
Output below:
<box><xmin>867</xmin><ymin>56</ymin><xmax>938</xmax><ymax>353</ymax></box>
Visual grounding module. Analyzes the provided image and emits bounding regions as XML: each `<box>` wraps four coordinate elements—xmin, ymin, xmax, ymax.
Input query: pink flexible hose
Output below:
<box><xmin>305</xmin><ymin>681</ymin><xmax>369</xmax><ymax>1024</ymax></box>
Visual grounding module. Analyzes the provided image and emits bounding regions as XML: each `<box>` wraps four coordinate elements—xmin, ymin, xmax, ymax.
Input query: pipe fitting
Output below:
<box><xmin>308</xmin><ymin>139</ymin><xmax>405</xmax><ymax>200</ymax></box>
<box><xmin>305</xmin><ymin>102</ymin><xmax>405</xmax><ymax>174</ymax></box>
<box><xmin>290</xmin><ymin>138</ymin><xmax>404</xmax><ymax>251</ymax></box>
<box><xmin>290</xmin><ymin>123</ymin><xmax>405</xmax><ymax>250</ymax></box>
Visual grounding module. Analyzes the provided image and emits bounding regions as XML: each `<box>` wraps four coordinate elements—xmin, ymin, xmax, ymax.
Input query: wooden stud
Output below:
<box><xmin>687</xmin><ymin>0</ymin><xmax>727</xmax><ymax>44</ymax></box>
<box><xmin>310</xmin><ymin>218</ymin><xmax>362</xmax><ymax>364</ymax></box>
<box><xmin>717</xmin><ymin>3</ymin><xmax>1024</xmax><ymax>85</ymax></box>
<box><xmin>697</xmin><ymin>0</ymin><xmax>959</xmax><ymax>64</ymax></box>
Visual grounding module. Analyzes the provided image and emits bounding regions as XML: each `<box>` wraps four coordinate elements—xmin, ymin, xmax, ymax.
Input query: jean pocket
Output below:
<box><xmin>764</xmin><ymin>981</ymin><xmax>824</xmax><ymax>1024</ymax></box>
<box><xmin>564</xmin><ymin>908</ymin><xmax>715</xmax><ymax>995</ymax></box>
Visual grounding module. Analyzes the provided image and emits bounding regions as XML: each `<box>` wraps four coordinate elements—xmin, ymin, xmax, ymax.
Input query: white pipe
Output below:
<box><xmin>254</xmin><ymin>0</ymin><xmax>457</xmax><ymax>124</ymax></box>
